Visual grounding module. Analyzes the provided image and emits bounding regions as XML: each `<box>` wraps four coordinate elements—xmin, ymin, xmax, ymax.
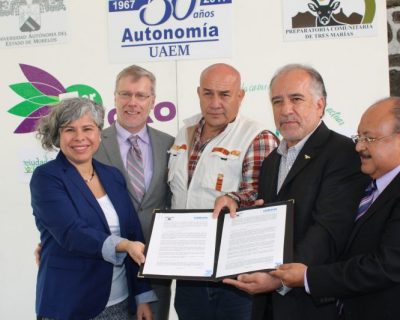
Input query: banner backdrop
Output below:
<box><xmin>108</xmin><ymin>0</ymin><xmax>233</xmax><ymax>62</ymax></box>
<box><xmin>0</xmin><ymin>0</ymin><xmax>388</xmax><ymax>318</ymax></box>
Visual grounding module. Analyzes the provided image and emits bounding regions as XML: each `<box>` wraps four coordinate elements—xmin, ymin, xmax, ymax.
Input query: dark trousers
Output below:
<box><xmin>174</xmin><ymin>280</ymin><xmax>252</xmax><ymax>320</ymax></box>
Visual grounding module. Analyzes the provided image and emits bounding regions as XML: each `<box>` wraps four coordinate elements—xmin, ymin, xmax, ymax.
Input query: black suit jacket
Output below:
<box><xmin>252</xmin><ymin>122</ymin><xmax>369</xmax><ymax>320</ymax></box>
<box><xmin>307</xmin><ymin>172</ymin><xmax>400</xmax><ymax>320</ymax></box>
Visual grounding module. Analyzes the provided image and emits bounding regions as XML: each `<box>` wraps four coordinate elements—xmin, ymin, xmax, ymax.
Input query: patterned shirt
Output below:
<box><xmin>276</xmin><ymin>139</ymin><xmax>305</xmax><ymax>193</ymax></box>
<box><xmin>188</xmin><ymin>118</ymin><xmax>279</xmax><ymax>206</ymax></box>
<box><xmin>276</xmin><ymin>121</ymin><xmax>321</xmax><ymax>193</ymax></box>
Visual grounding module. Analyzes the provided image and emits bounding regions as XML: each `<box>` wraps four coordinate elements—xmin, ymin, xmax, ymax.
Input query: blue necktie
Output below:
<box><xmin>337</xmin><ymin>181</ymin><xmax>377</xmax><ymax>315</ymax></box>
<box><xmin>355</xmin><ymin>181</ymin><xmax>376</xmax><ymax>221</ymax></box>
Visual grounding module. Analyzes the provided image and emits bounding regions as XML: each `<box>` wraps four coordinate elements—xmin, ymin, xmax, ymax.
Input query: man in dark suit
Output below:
<box><xmin>95</xmin><ymin>65</ymin><xmax>174</xmax><ymax>320</ymax></box>
<box><xmin>217</xmin><ymin>64</ymin><xmax>368</xmax><ymax>320</ymax></box>
<box><xmin>271</xmin><ymin>96</ymin><xmax>400</xmax><ymax>320</ymax></box>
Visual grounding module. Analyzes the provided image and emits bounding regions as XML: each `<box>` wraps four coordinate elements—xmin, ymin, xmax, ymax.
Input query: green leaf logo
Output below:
<box><xmin>7</xmin><ymin>64</ymin><xmax>102</xmax><ymax>134</ymax></box>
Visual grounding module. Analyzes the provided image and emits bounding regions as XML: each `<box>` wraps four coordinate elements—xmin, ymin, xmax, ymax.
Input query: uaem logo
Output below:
<box><xmin>7</xmin><ymin>64</ymin><xmax>102</xmax><ymax>133</ymax></box>
<box><xmin>283</xmin><ymin>0</ymin><xmax>377</xmax><ymax>41</ymax></box>
<box><xmin>107</xmin><ymin>0</ymin><xmax>233</xmax><ymax>62</ymax></box>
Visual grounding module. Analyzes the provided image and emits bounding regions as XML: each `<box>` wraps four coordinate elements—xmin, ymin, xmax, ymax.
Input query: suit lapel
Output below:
<box><xmin>265</xmin><ymin>151</ymin><xmax>281</xmax><ymax>198</ymax></box>
<box><xmin>142</xmin><ymin>126</ymin><xmax>161</xmax><ymax>204</ymax></box>
<box><xmin>58</xmin><ymin>153</ymin><xmax>109</xmax><ymax>230</ymax></box>
<box><xmin>100</xmin><ymin>123</ymin><xmax>126</xmax><ymax>172</ymax></box>
<box><xmin>279</xmin><ymin>122</ymin><xmax>330</xmax><ymax>194</ymax></box>
<box><xmin>280</xmin><ymin>148</ymin><xmax>316</xmax><ymax>192</ymax></box>
<box><xmin>346</xmin><ymin>174</ymin><xmax>400</xmax><ymax>249</ymax></box>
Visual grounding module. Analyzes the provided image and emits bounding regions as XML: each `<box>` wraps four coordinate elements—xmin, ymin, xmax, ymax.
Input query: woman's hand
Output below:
<box><xmin>136</xmin><ymin>303</ymin><xmax>152</xmax><ymax>320</ymax></box>
<box><xmin>116</xmin><ymin>240</ymin><xmax>146</xmax><ymax>265</ymax></box>
<box><xmin>34</xmin><ymin>243</ymin><xmax>42</xmax><ymax>266</ymax></box>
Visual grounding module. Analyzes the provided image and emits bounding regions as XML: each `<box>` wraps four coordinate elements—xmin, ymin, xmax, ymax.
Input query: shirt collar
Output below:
<box><xmin>193</xmin><ymin>114</ymin><xmax>239</xmax><ymax>141</ymax></box>
<box><xmin>375</xmin><ymin>164</ymin><xmax>400</xmax><ymax>195</ymax></box>
<box><xmin>277</xmin><ymin>121</ymin><xmax>321</xmax><ymax>156</ymax></box>
<box><xmin>115</xmin><ymin>121</ymin><xmax>150</xmax><ymax>145</ymax></box>
<box><xmin>185</xmin><ymin>113</ymin><xmax>239</xmax><ymax>130</ymax></box>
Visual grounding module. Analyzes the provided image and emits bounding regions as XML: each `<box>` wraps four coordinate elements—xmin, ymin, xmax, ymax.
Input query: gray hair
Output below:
<box><xmin>270</xmin><ymin>64</ymin><xmax>327</xmax><ymax>107</ymax></box>
<box><xmin>115</xmin><ymin>65</ymin><xmax>156</xmax><ymax>96</ymax></box>
<box><xmin>36</xmin><ymin>97</ymin><xmax>105</xmax><ymax>150</ymax></box>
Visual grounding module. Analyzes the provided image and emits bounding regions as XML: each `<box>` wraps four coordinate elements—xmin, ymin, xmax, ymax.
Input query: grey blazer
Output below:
<box><xmin>95</xmin><ymin>123</ymin><xmax>174</xmax><ymax>242</ymax></box>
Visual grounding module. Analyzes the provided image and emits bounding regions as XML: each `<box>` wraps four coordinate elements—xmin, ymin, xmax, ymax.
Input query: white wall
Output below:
<box><xmin>0</xmin><ymin>0</ymin><xmax>389</xmax><ymax>318</ymax></box>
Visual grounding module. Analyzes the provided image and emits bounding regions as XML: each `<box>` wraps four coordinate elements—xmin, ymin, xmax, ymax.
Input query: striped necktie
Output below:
<box><xmin>127</xmin><ymin>135</ymin><xmax>145</xmax><ymax>201</ymax></box>
<box><xmin>355</xmin><ymin>180</ymin><xmax>376</xmax><ymax>221</ymax></box>
<box><xmin>337</xmin><ymin>180</ymin><xmax>377</xmax><ymax>314</ymax></box>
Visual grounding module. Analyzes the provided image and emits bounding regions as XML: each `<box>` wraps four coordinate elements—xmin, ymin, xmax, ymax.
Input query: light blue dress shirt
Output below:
<box><xmin>115</xmin><ymin>121</ymin><xmax>153</xmax><ymax>191</ymax></box>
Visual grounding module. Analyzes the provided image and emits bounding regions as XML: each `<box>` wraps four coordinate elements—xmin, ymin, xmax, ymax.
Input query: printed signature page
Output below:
<box><xmin>142</xmin><ymin>212</ymin><xmax>218</xmax><ymax>278</ymax></box>
<box><xmin>216</xmin><ymin>205</ymin><xmax>287</xmax><ymax>278</ymax></box>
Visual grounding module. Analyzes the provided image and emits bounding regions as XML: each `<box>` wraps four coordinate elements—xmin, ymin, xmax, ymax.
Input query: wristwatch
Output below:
<box><xmin>225</xmin><ymin>192</ymin><xmax>240</xmax><ymax>205</ymax></box>
<box><xmin>276</xmin><ymin>280</ymin><xmax>292</xmax><ymax>296</ymax></box>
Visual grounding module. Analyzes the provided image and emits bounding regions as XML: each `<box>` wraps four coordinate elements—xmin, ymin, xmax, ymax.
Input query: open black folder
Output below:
<box><xmin>139</xmin><ymin>200</ymin><xmax>293</xmax><ymax>281</ymax></box>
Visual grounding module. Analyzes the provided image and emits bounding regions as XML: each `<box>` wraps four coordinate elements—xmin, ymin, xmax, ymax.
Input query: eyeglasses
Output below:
<box><xmin>117</xmin><ymin>91</ymin><xmax>152</xmax><ymax>102</ymax></box>
<box><xmin>351</xmin><ymin>133</ymin><xmax>399</xmax><ymax>144</ymax></box>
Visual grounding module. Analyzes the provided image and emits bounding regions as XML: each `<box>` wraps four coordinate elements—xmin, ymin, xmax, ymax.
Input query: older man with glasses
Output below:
<box><xmin>216</xmin><ymin>64</ymin><xmax>369</xmax><ymax>320</ymax></box>
<box><xmin>271</xmin><ymin>96</ymin><xmax>400</xmax><ymax>320</ymax></box>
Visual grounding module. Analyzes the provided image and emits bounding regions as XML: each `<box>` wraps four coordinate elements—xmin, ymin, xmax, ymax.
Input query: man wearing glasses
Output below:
<box><xmin>96</xmin><ymin>65</ymin><xmax>174</xmax><ymax>320</ymax></box>
<box><xmin>216</xmin><ymin>64</ymin><xmax>369</xmax><ymax>320</ymax></box>
<box><xmin>271</xmin><ymin>96</ymin><xmax>400</xmax><ymax>320</ymax></box>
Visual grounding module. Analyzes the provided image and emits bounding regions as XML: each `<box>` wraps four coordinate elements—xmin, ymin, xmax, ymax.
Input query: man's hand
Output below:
<box><xmin>213</xmin><ymin>195</ymin><xmax>238</xmax><ymax>218</ymax></box>
<box><xmin>136</xmin><ymin>303</ymin><xmax>153</xmax><ymax>320</ymax></box>
<box><xmin>34</xmin><ymin>243</ymin><xmax>42</xmax><ymax>266</ymax></box>
<box><xmin>213</xmin><ymin>196</ymin><xmax>265</xmax><ymax>219</ymax></box>
<box><xmin>269</xmin><ymin>263</ymin><xmax>307</xmax><ymax>288</ymax></box>
<box><xmin>223</xmin><ymin>271</ymin><xmax>281</xmax><ymax>294</ymax></box>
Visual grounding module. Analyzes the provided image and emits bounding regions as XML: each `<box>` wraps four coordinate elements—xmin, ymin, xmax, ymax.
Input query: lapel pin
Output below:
<box><xmin>304</xmin><ymin>154</ymin><xmax>311</xmax><ymax>159</ymax></box>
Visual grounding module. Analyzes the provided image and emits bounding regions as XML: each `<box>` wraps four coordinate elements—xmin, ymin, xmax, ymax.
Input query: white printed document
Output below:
<box><xmin>139</xmin><ymin>201</ymin><xmax>293</xmax><ymax>281</ymax></box>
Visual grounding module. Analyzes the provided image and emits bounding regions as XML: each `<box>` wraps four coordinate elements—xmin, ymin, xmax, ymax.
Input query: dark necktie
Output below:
<box><xmin>127</xmin><ymin>135</ymin><xmax>145</xmax><ymax>201</ymax></box>
<box><xmin>337</xmin><ymin>181</ymin><xmax>377</xmax><ymax>315</ymax></box>
<box><xmin>355</xmin><ymin>180</ymin><xmax>376</xmax><ymax>221</ymax></box>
